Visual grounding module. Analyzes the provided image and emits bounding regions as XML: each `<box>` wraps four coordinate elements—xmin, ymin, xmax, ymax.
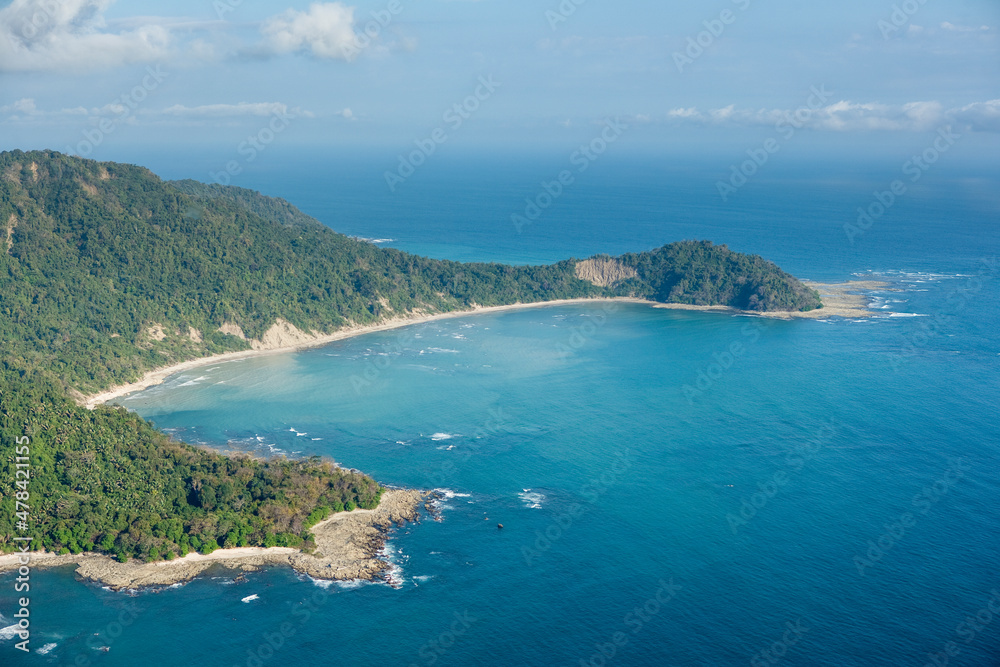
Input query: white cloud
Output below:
<box><xmin>0</xmin><ymin>0</ymin><xmax>171</xmax><ymax>72</ymax></box>
<box><xmin>0</xmin><ymin>1</ymin><xmax>406</xmax><ymax>72</ymax></box>
<box><xmin>667</xmin><ymin>107</ymin><xmax>699</xmax><ymax>119</ymax></box>
<box><xmin>1</xmin><ymin>99</ymin><xmax>316</xmax><ymax>123</ymax></box>
<box><xmin>940</xmin><ymin>22</ymin><xmax>990</xmax><ymax>33</ymax></box>
<box><xmin>0</xmin><ymin>97</ymin><xmax>93</xmax><ymax>119</ymax></box>
<box><xmin>0</xmin><ymin>98</ymin><xmax>37</xmax><ymax>114</ymax></box>
<box><xmin>158</xmin><ymin>102</ymin><xmax>316</xmax><ymax>121</ymax></box>
<box><xmin>709</xmin><ymin>105</ymin><xmax>737</xmax><ymax>123</ymax></box>
<box><xmin>260</xmin><ymin>2</ymin><xmax>359</xmax><ymax>61</ymax></box>
<box><xmin>661</xmin><ymin>99</ymin><xmax>999</xmax><ymax>132</ymax></box>
<box><xmin>950</xmin><ymin>100</ymin><xmax>1000</xmax><ymax>132</ymax></box>
<box><xmin>163</xmin><ymin>103</ymin><xmax>301</xmax><ymax>118</ymax></box>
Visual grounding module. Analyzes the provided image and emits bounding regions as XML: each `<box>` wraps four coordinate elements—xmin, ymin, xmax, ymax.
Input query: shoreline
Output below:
<box><xmin>82</xmin><ymin>286</ymin><xmax>882</xmax><ymax>409</ymax></box>
<box><xmin>21</xmin><ymin>283</ymin><xmax>885</xmax><ymax>591</ymax></box>
<box><xmin>0</xmin><ymin>489</ymin><xmax>428</xmax><ymax>591</ymax></box>
<box><xmin>82</xmin><ymin>298</ymin><xmax>647</xmax><ymax>408</ymax></box>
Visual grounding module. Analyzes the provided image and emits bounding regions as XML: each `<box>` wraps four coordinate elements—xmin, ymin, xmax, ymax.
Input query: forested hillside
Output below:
<box><xmin>1</xmin><ymin>150</ymin><xmax>819</xmax><ymax>394</ymax></box>
<box><xmin>616</xmin><ymin>242</ymin><xmax>822</xmax><ymax>312</ymax></box>
<box><xmin>0</xmin><ymin>151</ymin><xmax>603</xmax><ymax>393</ymax></box>
<box><xmin>0</xmin><ymin>365</ymin><xmax>383</xmax><ymax>561</ymax></box>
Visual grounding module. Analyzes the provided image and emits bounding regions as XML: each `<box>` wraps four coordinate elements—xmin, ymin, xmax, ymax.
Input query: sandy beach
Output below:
<box><xmin>0</xmin><ymin>489</ymin><xmax>428</xmax><ymax>591</ymax></box>
<box><xmin>82</xmin><ymin>286</ymin><xmax>883</xmax><ymax>409</ymax></box>
<box><xmin>81</xmin><ymin>299</ymin><xmax>647</xmax><ymax>409</ymax></box>
<box><xmin>795</xmin><ymin>280</ymin><xmax>894</xmax><ymax>318</ymax></box>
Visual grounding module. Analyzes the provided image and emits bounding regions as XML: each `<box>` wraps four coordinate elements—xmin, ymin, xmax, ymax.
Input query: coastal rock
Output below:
<box><xmin>0</xmin><ymin>489</ymin><xmax>428</xmax><ymax>591</ymax></box>
<box><xmin>574</xmin><ymin>258</ymin><xmax>638</xmax><ymax>288</ymax></box>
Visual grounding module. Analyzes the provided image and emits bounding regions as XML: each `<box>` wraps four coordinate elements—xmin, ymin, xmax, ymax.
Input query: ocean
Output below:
<box><xmin>2</xmin><ymin>153</ymin><xmax>998</xmax><ymax>666</ymax></box>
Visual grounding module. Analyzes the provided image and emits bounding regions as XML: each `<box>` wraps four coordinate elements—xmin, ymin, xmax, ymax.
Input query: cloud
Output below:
<box><xmin>0</xmin><ymin>98</ymin><xmax>37</xmax><ymax>114</ymax></box>
<box><xmin>162</xmin><ymin>102</ymin><xmax>310</xmax><ymax>118</ymax></box>
<box><xmin>1</xmin><ymin>99</ymin><xmax>316</xmax><ymax>123</ymax></box>
<box><xmin>0</xmin><ymin>0</ymin><xmax>171</xmax><ymax>72</ymax></box>
<box><xmin>940</xmin><ymin>21</ymin><xmax>991</xmax><ymax>33</ymax></box>
<box><xmin>0</xmin><ymin>1</ymin><xmax>377</xmax><ymax>72</ymax></box>
<box><xmin>667</xmin><ymin>107</ymin><xmax>699</xmax><ymax>119</ymax></box>
<box><xmin>660</xmin><ymin>99</ymin><xmax>1000</xmax><ymax>132</ymax></box>
<box><xmin>949</xmin><ymin>100</ymin><xmax>1000</xmax><ymax>133</ymax></box>
<box><xmin>709</xmin><ymin>105</ymin><xmax>737</xmax><ymax>123</ymax></box>
<box><xmin>260</xmin><ymin>2</ymin><xmax>360</xmax><ymax>61</ymax></box>
<box><xmin>0</xmin><ymin>97</ymin><xmax>90</xmax><ymax>119</ymax></box>
<box><xmin>0</xmin><ymin>1</ymin><xmax>398</xmax><ymax>72</ymax></box>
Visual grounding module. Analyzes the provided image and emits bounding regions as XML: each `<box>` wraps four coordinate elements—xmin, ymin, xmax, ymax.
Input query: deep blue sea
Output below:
<box><xmin>2</xmin><ymin>154</ymin><xmax>999</xmax><ymax>666</ymax></box>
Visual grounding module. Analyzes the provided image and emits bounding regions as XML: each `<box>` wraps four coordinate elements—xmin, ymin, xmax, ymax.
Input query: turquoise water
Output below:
<box><xmin>2</xmin><ymin>158</ymin><xmax>999</xmax><ymax>666</ymax></box>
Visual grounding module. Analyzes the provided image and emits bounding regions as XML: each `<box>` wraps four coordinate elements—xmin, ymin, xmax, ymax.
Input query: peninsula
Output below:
<box><xmin>0</xmin><ymin>150</ymin><xmax>827</xmax><ymax>586</ymax></box>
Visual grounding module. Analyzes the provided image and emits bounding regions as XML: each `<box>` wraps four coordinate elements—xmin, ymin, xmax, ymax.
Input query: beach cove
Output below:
<box><xmin>82</xmin><ymin>282</ymin><xmax>881</xmax><ymax>410</ymax></box>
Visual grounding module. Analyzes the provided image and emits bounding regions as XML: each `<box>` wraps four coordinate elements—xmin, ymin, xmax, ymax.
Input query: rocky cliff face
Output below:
<box><xmin>574</xmin><ymin>258</ymin><xmax>638</xmax><ymax>287</ymax></box>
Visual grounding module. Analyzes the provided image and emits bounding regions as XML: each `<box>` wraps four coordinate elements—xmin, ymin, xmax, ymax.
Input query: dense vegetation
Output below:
<box><xmin>615</xmin><ymin>242</ymin><xmax>822</xmax><ymax>312</ymax></box>
<box><xmin>0</xmin><ymin>151</ymin><xmax>609</xmax><ymax>394</ymax></box>
<box><xmin>0</xmin><ymin>365</ymin><xmax>382</xmax><ymax>561</ymax></box>
<box><xmin>0</xmin><ymin>150</ymin><xmax>820</xmax><ymax>561</ymax></box>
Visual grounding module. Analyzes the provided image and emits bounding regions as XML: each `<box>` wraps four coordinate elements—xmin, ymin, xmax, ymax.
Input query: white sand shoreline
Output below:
<box><xmin>82</xmin><ymin>286</ymin><xmax>881</xmax><ymax>409</ymax></box>
<box><xmin>80</xmin><ymin>298</ymin><xmax>651</xmax><ymax>408</ymax></box>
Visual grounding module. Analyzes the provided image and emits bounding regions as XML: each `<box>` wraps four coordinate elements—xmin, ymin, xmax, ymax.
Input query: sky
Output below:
<box><xmin>0</xmin><ymin>0</ymin><xmax>998</xmax><ymax>170</ymax></box>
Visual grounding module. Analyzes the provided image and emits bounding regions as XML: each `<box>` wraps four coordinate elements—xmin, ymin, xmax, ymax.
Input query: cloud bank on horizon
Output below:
<box><xmin>0</xmin><ymin>0</ymin><xmax>997</xmax><ymax>154</ymax></box>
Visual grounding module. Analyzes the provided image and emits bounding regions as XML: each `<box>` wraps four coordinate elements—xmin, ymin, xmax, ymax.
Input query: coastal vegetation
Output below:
<box><xmin>0</xmin><ymin>365</ymin><xmax>382</xmax><ymax>561</ymax></box>
<box><xmin>0</xmin><ymin>149</ymin><xmax>821</xmax><ymax>561</ymax></box>
<box><xmin>614</xmin><ymin>242</ymin><xmax>822</xmax><ymax>312</ymax></box>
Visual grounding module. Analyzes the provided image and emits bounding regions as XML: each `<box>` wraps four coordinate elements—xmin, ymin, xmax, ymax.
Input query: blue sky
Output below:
<box><xmin>1</xmin><ymin>0</ymin><xmax>998</xmax><ymax>166</ymax></box>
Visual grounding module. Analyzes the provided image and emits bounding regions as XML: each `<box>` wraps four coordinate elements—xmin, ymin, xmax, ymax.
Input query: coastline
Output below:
<box><xmin>82</xmin><ymin>285</ymin><xmax>881</xmax><ymax>409</ymax></box>
<box><xmin>0</xmin><ymin>489</ymin><xmax>428</xmax><ymax>591</ymax></box>
<box><xmin>82</xmin><ymin>298</ymin><xmax>647</xmax><ymax>409</ymax></box>
<box><xmin>21</xmin><ymin>283</ymin><xmax>884</xmax><ymax>591</ymax></box>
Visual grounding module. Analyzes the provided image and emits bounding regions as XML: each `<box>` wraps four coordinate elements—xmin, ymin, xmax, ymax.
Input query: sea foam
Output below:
<box><xmin>518</xmin><ymin>490</ymin><xmax>545</xmax><ymax>509</ymax></box>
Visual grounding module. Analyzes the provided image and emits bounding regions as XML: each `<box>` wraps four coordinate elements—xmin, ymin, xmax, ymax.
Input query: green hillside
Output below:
<box><xmin>0</xmin><ymin>366</ymin><xmax>382</xmax><ymax>561</ymax></box>
<box><xmin>0</xmin><ymin>150</ymin><xmax>819</xmax><ymax>394</ymax></box>
<box><xmin>616</xmin><ymin>242</ymin><xmax>821</xmax><ymax>312</ymax></box>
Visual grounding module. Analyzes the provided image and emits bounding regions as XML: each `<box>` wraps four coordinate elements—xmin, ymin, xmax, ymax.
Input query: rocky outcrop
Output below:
<box><xmin>146</xmin><ymin>324</ymin><xmax>167</xmax><ymax>341</ymax></box>
<box><xmin>218</xmin><ymin>322</ymin><xmax>247</xmax><ymax>339</ymax></box>
<box><xmin>5</xmin><ymin>213</ymin><xmax>15</xmax><ymax>252</ymax></box>
<box><xmin>1</xmin><ymin>489</ymin><xmax>427</xmax><ymax>591</ymax></box>
<box><xmin>250</xmin><ymin>318</ymin><xmax>318</xmax><ymax>351</ymax></box>
<box><xmin>574</xmin><ymin>258</ymin><xmax>638</xmax><ymax>288</ymax></box>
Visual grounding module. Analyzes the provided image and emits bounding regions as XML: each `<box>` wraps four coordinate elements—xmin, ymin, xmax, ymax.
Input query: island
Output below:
<box><xmin>0</xmin><ymin>150</ymin><xmax>835</xmax><ymax>588</ymax></box>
